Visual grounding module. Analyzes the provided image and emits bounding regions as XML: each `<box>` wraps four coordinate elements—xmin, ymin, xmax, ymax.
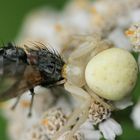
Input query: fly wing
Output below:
<box><xmin>0</xmin><ymin>54</ymin><xmax>26</xmax><ymax>100</ymax></box>
<box><xmin>0</xmin><ymin>44</ymin><xmax>26</xmax><ymax>94</ymax></box>
<box><xmin>0</xmin><ymin>56</ymin><xmax>42</xmax><ymax>101</ymax></box>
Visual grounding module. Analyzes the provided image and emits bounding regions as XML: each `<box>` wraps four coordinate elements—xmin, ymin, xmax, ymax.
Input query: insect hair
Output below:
<box><xmin>23</xmin><ymin>42</ymin><xmax>64</xmax><ymax>65</ymax></box>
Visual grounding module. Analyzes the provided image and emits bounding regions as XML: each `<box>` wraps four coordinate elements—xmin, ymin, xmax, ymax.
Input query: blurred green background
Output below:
<box><xmin>0</xmin><ymin>0</ymin><xmax>68</xmax><ymax>42</ymax></box>
<box><xmin>0</xmin><ymin>0</ymin><xmax>140</xmax><ymax>140</ymax></box>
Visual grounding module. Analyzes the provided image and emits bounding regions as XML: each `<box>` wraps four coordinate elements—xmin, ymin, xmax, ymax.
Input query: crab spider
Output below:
<box><xmin>52</xmin><ymin>35</ymin><xmax>123</xmax><ymax>140</ymax></box>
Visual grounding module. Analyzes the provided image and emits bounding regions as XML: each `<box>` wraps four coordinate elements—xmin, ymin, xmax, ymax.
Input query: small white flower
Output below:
<box><xmin>113</xmin><ymin>96</ymin><xmax>133</xmax><ymax>110</ymax></box>
<box><xmin>130</xmin><ymin>9</ymin><xmax>140</xmax><ymax>23</ymax></box>
<box><xmin>79</xmin><ymin>121</ymin><xmax>102</xmax><ymax>140</ymax></box>
<box><xmin>108</xmin><ymin>28</ymin><xmax>132</xmax><ymax>51</ymax></box>
<box><xmin>88</xmin><ymin>100</ymin><xmax>111</xmax><ymax>125</ymax></box>
<box><xmin>126</xmin><ymin>23</ymin><xmax>140</xmax><ymax>52</ymax></box>
<box><xmin>131</xmin><ymin>101</ymin><xmax>140</xmax><ymax>129</ymax></box>
<box><xmin>99</xmin><ymin>118</ymin><xmax>122</xmax><ymax>140</ymax></box>
<box><xmin>40</xmin><ymin>108</ymin><xmax>67</xmax><ymax>139</ymax></box>
<box><xmin>21</xmin><ymin>124</ymin><xmax>49</xmax><ymax>140</ymax></box>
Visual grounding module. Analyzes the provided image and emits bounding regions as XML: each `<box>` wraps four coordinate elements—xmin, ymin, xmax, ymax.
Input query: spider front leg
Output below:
<box><xmin>52</xmin><ymin>82</ymin><xmax>91</xmax><ymax>140</ymax></box>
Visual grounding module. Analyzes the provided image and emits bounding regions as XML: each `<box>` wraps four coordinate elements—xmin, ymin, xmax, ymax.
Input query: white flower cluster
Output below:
<box><xmin>40</xmin><ymin>108</ymin><xmax>67</xmax><ymax>138</ymax></box>
<box><xmin>20</xmin><ymin>108</ymin><xmax>88</xmax><ymax>140</ymax></box>
<box><xmin>126</xmin><ymin>23</ymin><xmax>140</xmax><ymax>52</ymax></box>
<box><xmin>2</xmin><ymin>0</ymin><xmax>140</xmax><ymax>140</ymax></box>
<box><xmin>126</xmin><ymin>23</ymin><xmax>140</xmax><ymax>131</ymax></box>
<box><xmin>88</xmin><ymin>100</ymin><xmax>111</xmax><ymax>125</ymax></box>
<box><xmin>125</xmin><ymin>22</ymin><xmax>140</xmax><ymax>131</ymax></box>
<box><xmin>17</xmin><ymin>0</ymin><xmax>140</xmax><ymax>53</ymax></box>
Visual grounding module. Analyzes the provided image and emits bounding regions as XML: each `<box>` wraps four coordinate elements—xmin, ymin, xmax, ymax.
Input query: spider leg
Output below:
<box><xmin>65</xmin><ymin>102</ymin><xmax>90</xmax><ymax>140</ymax></box>
<box><xmin>28</xmin><ymin>88</ymin><xmax>35</xmax><ymax>117</ymax></box>
<box><xmin>52</xmin><ymin>82</ymin><xmax>91</xmax><ymax>140</ymax></box>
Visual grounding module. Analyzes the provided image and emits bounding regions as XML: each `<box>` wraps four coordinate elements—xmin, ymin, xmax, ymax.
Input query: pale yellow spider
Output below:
<box><xmin>52</xmin><ymin>34</ymin><xmax>138</xmax><ymax>140</ymax></box>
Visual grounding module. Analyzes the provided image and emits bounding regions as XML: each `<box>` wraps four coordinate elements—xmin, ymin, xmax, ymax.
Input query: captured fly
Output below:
<box><xmin>0</xmin><ymin>43</ymin><xmax>65</xmax><ymax>116</ymax></box>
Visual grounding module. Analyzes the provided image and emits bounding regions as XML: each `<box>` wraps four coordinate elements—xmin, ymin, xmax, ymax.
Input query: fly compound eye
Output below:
<box><xmin>47</xmin><ymin>64</ymin><xmax>55</xmax><ymax>74</ymax></box>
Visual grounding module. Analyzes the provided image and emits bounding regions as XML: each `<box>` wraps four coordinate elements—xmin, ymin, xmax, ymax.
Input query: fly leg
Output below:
<box><xmin>11</xmin><ymin>96</ymin><xmax>21</xmax><ymax>110</ymax></box>
<box><xmin>28</xmin><ymin>88</ymin><xmax>35</xmax><ymax>117</ymax></box>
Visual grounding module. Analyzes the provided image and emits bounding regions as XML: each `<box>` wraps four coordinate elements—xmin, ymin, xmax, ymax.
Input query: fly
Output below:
<box><xmin>0</xmin><ymin>42</ymin><xmax>65</xmax><ymax>116</ymax></box>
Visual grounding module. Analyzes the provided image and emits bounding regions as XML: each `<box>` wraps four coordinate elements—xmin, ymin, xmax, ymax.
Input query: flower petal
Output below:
<box><xmin>99</xmin><ymin>118</ymin><xmax>122</xmax><ymax>140</ymax></box>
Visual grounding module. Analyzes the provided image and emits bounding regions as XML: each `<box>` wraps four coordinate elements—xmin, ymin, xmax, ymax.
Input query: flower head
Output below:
<box><xmin>99</xmin><ymin>118</ymin><xmax>122</xmax><ymax>140</ymax></box>
<box><xmin>126</xmin><ymin>23</ymin><xmax>140</xmax><ymax>52</ymax></box>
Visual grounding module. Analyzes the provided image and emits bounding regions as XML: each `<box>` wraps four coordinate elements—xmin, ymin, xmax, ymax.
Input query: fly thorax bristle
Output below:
<box><xmin>88</xmin><ymin>100</ymin><xmax>111</xmax><ymax>125</ymax></box>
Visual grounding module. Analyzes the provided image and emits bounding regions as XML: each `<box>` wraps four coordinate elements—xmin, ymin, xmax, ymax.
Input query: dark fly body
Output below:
<box><xmin>0</xmin><ymin>43</ymin><xmax>65</xmax><ymax>116</ymax></box>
